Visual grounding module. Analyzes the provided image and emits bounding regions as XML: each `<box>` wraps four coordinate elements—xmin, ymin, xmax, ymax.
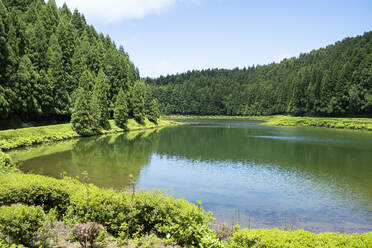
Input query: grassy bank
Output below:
<box><xmin>164</xmin><ymin>115</ymin><xmax>271</xmax><ymax>121</ymax></box>
<box><xmin>0</xmin><ymin>119</ymin><xmax>178</xmax><ymax>151</ymax></box>
<box><xmin>165</xmin><ymin>115</ymin><xmax>372</xmax><ymax>131</ymax></box>
<box><xmin>265</xmin><ymin>115</ymin><xmax>372</xmax><ymax>131</ymax></box>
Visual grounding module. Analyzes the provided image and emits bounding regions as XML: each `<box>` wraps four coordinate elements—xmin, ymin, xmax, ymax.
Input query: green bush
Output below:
<box><xmin>0</xmin><ymin>174</ymin><xmax>216</xmax><ymax>246</ymax></box>
<box><xmin>0</xmin><ymin>238</ymin><xmax>23</xmax><ymax>248</ymax></box>
<box><xmin>0</xmin><ymin>151</ymin><xmax>18</xmax><ymax>175</ymax></box>
<box><xmin>0</xmin><ymin>204</ymin><xmax>46</xmax><ymax>247</ymax></box>
<box><xmin>229</xmin><ymin>228</ymin><xmax>372</xmax><ymax>248</ymax></box>
<box><xmin>0</xmin><ymin>152</ymin><xmax>12</xmax><ymax>167</ymax></box>
<box><xmin>0</xmin><ymin>174</ymin><xmax>72</xmax><ymax>215</ymax></box>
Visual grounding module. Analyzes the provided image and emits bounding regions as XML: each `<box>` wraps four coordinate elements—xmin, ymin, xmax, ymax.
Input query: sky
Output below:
<box><xmin>54</xmin><ymin>0</ymin><xmax>372</xmax><ymax>78</ymax></box>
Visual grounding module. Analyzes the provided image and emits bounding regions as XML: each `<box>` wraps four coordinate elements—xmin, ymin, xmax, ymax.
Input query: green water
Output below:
<box><xmin>10</xmin><ymin>119</ymin><xmax>372</xmax><ymax>233</ymax></box>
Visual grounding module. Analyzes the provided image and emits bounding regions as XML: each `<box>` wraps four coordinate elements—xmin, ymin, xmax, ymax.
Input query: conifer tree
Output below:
<box><xmin>12</xmin><ymin>55</ymin><xmax>41</xmax><ymax>119</ymax></box>
<box><xmin>114</xmin><ymin>88</ymin><xmax>129</xmax><ymax>130</ymax></box>
<box><xmin>130</xmin><ymin>80</ymin><xmax>146</xmax><ymax>123</ymax></box>
<box><xmin>46</xmin><ymin>34</ymin><xmax>70</xmax><ymax>118</ymax></box>
<box><xmin>71</xmin><ymin>70</ymin><xmax>96</xmax><ymax>136</ymax></box>
<box><xmin>91</xmin><ymin>69</ymin><xmax>110</xmax><ymax>129</ymax></box>
<box><xmin>147</xmin><ymin>99</ymin><xmax>160</xmax><ymax>124</ymax></box>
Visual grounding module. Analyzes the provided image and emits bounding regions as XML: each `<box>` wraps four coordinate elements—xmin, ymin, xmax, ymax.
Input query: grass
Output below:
<box><xmin>229</xmin><ymin>228</ymin><xmax>372</xmax><ymax>248</ymax></box>
<box><xmin>165</xmin><ymin>114</ymin><xmax>372</xmax><ymax>131</ymax></box>
<box><xmin>0</xmin><ymin>119</ymin><xmax>178</xmax><ymax>151</ymax></box>
<box><xmin>163</xmin><ymin>115</ymin><xmax>271</xmax><ymax>121</ymax></box>
<box><xmin>264</xmin><ymin>115</ymin><xmax>372</xmax><ymax>131</ymax></box>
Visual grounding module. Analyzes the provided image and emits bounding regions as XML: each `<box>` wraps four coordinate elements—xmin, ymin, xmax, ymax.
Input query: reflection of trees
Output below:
<box><xmin>69</xmin><ymin>129</ymin><xmax>160</xmax><ymax>188</ymax></box>
<box><xmin>156</xmin><ymin>126</ymin><xmax>372</xmax><ymax>208</ymax></box>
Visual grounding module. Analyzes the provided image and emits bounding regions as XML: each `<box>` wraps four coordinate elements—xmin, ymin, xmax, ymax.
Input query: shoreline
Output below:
<box><xmin>0</xmin><ymin>118</ymin><xmax>179</xmax><ymax>152</ymax></box>
<box><xmin>164</xmin><ymin>115</ymin><xmax>372</xmax><ymax>131</ymax></box>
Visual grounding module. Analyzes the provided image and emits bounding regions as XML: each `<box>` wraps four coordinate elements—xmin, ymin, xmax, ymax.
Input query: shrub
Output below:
<box><xmin>71</xmin><ymin>222</ymin><xmax>105</xmax><ymax>248</ymax></box>
<box><xmin>0</xmin><ymin>174</ymin><xmax>72</xmax><ymax>216</ymax></box>
<box><xmin>0</xmin><ymin>152</ymin><xmax>17</xmax><ymax>175</ymax></box>
<box><xmin>0</xmin><ymin>238</ymin><xmax>23</xmax><ymax>248</ymax></box>
<box><xmin>0</xmin><ymin>204</ymin><xmax>46</xmax><ymax>247</ymax></box>
<box><xmin>229</xmin><ymin>228</ymin><xmax>372</xmax><ymax>248</ymax></box>
<box><xmin>0</xmin><ymin>152</ymin><xmax>12</xmax><ymax>167</ymax></box>
<box><xmin>0</xmin><ymin>174</ymin><xmax>214</xmax><ymax>246</ymax></box>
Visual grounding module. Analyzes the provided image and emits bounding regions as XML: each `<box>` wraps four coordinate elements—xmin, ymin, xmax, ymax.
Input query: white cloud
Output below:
<box><xmin>54</xmin><ymin>0</ymin><xmax>182</xmax><ymax>22</ymax></box>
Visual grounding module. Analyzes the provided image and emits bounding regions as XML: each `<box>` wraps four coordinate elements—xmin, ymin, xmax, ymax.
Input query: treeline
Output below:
<box><xmin>0</xmin><ymin>0</ymin><xmax>159</xmax><ymax>132</ymax></box>
<box><xmin>147</xmin><ymin>31</ymin><xmax>372</xmax><ymax>117</ymax></box>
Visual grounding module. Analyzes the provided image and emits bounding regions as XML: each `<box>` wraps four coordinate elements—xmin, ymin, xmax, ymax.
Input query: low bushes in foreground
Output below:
<box><xmin>0</xmin><ymin>204</ymin><xmax>56</xmax><ymax>247</ymax></box>
<box><xmin>229</xmin><ymin>228</ymin><xmax>372</xmax><ymax>248</ymax></box>
<box><xmin>0</xmin><ymin>238</ymin><xmax>23</xmax><ymax>248</ymax></box>
<box><xmin>1</xmin><ymin>173</ymin><xmax>371</xmax><ymax>248</ymax></box>
<box><xmin>0</xmin><ymin>174</ymin><xmax>221</xmax><ymax>247</ymax></box>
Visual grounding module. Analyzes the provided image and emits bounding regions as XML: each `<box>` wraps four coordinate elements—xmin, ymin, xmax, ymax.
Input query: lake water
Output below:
<box><xmin>10</xmin><ymin>119</ymin><xmax>372</xmax><ymax>233</ymax></box>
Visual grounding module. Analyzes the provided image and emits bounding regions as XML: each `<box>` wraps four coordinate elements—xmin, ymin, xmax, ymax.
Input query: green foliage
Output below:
<box><xmin>0</xmin><ymin>151</ymin><xmax>12</xmax><ymax>167</ymax></box>
<box><xmin>71</xmin><ymin>70</ymin><xmax>98</xmax><ymax>136</ymax></box>
<box><xmin>114</xmin><ymin>88</ymin><xmax>129</xmax><ymax>130</ymax></box>
<box><xmin>0</xmin><ymin>204</ymin><xmax>46</xmax><ymax>247</ymax></box>
<box><xmin>91</xmin><ymin>69</ymin><xmax>110</xmax><ymax>129</ymax></box>
<box><xmin>148</xmin><ymin>31</ymin><xmax>372</xmax><ymax>118</ymax></box>
<box><xmin>147</xmin><ymin>99</ymin><xmax>160</xmax><ymax>124</ymax></box>
<box><xmin>0</xmin><ymin>238</ymin><xmax>23</xmax><ymax>248</ymax></box>
<box><xmin>265</xmin><ymin>115</ymin><xmax>372</xmax><ymax>131</ymax></box>
<box><xmin>229</xmin><ymin>228</ymin><xmax>372</xmax><ymax>248</ymax></box>
<box><xmin>0</xmin><ymin>0</ymin><xmax>141</xmax><ymax>122</ymax></box>
<box><xmin>130</xmin><ymin>80</ymin><xmax>146</xmax><ymax>124</ymax></box>
<box><xmin>0</xmin><ymin>119</ymin><xmax>175</xmax><ymax>151</ymax></box>
<box><xmin>0</xmin><ymin>151</ymin><xmax>17</xmax><ymax>175</ymax></box>
<box><xmin>0</xmin><ymin>173</ymin><xmax>214</xmax><ymax>246</ymax></box>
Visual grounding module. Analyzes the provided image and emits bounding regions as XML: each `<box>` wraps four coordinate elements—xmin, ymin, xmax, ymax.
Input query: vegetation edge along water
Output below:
<box><xmin>0</xmin><ymin>118</ymin><xmax>178</xmax><ymax>151</ymax></box>
<box><xmin>165</xmin><ymin>115</ymin><xmax>372</xmax><ymax>131</ymax></box>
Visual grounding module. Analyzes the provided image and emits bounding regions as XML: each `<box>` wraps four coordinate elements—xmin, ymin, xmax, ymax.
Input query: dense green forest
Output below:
<box><xmin>0</xmin><ymin>0</ymin><xmax>159</xmax><ymax>132</ymax></box>
<box><xmin>147</xmin><ymin>32</ymin><xmax>372</xmax><ymax>117</ymax></box>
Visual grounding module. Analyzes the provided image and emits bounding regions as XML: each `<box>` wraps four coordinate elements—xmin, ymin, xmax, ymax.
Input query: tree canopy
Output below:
<box><xmin>148</xmin><ymin>31</ymin><xmax>372</xmax><ymax>117</ymax></box>
<box><xmin>0</xmin><ymin>0</ymin><xmax>144</xmax><ymax>123</ymax></box>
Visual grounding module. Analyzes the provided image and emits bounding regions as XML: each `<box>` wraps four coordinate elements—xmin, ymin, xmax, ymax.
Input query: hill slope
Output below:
<box><xmin>147</xmin><ymin>32</ymin><xmax>372</xmax><ymax>117</ymax></box>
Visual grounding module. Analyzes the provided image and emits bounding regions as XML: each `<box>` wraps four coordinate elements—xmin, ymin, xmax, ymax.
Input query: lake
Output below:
<box><xmin>9</xmin><ymin>119</ymin><xmax>372</xmax><ymax>233</ymax></box>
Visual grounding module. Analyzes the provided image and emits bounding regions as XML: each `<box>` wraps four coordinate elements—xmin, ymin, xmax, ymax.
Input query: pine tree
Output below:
<box><xmin>147</xmin><ymin>99</ymin><xmax>160</xmax><ymax>124</ymax></box>
<box><xmin>71</xmin><ymin>70</ymin><xmax>96</xmax><ymax>136</ymax></box>
<box><xmin>57</xmin><ymin>17</ymin><xmax>76</xmax><ymax>92</ymax></box>
<box><xmin>91</xmin><ymin>69</ymin><xmax>110</xmax><ymax>129</ymax></box>
<box><xmin>12</xmin><ymin>55</ymin><xmax>41</xmax><ymax>120</ymax></box>
<box><xmin>0</xmin><ymin>85</ymin><xmax>8</xmax><ymax>119</ymax></box>
<box><xmin>130</xmin><ymin>80</ymin><xmax>146</xmax><ymax>123</ymax></box>
<box><xmin>46</xmin><ymin>34</ymin><xmax>70</xmax><ymax>118</ymax></box>
<box><xmin>0</xmin><ymin>0</ymin><xmax>8</xmax><ymax>82</ymax></box>
<box><xmin>114</xmin><ymin>88</ymin><xmax>129</xmax><ymax>130</ymax></box>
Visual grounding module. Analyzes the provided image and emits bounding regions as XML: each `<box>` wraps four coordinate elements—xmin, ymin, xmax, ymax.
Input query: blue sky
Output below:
<box><xmin>55</xmin><ymin>0</ymin><xmax>372</xmax><ymax>78</ymax></box>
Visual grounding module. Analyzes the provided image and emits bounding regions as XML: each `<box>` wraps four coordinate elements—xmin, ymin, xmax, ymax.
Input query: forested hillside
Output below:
<box><xmin>147</xmin><ymin>32</ymin><xmax>372</xmax><ymax>117</ymax></box>
<box><xmin>0</xmin><ymin>0</ymin><xmax>158</xmax><ymax>127</ymax></box>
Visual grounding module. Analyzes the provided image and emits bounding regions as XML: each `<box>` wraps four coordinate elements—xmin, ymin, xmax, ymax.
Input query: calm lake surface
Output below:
<box><xmin>10</xmin><ymin>119</ymin><xmax>372</xmax><ymax>233</ymax></box>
